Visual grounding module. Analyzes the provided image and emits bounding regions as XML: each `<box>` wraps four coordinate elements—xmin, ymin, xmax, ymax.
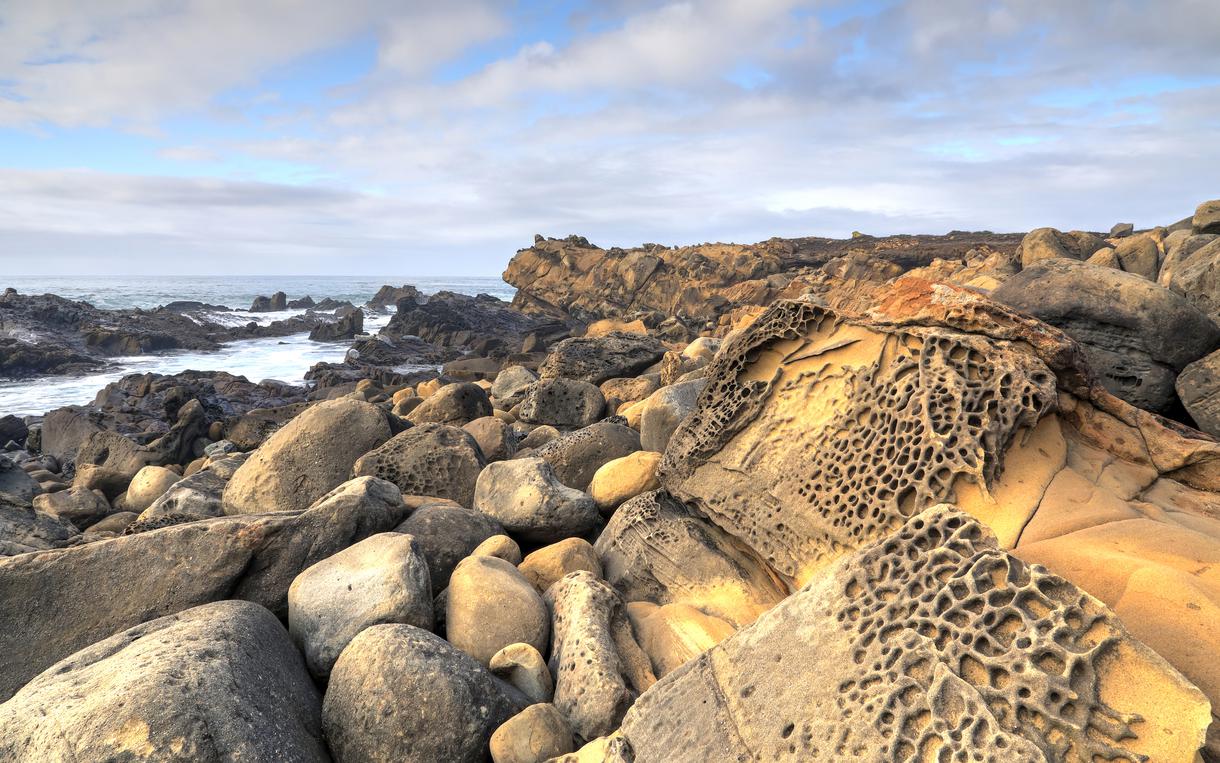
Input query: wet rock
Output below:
<box><xmin>223</xmin><ymin>397</ymin><xmax>391</xmax><ymax>514</ymax></box>
<box><xmin>289</xmin><ymin>531</ymin><xmax>432</xmax><ymax>680</ymax></box>
<box><xmin>545</xmin><ymin>571</ymin><xmax>656</xmax><ymax>741</ymax></box>
<box><xmin>407</xmin><ymin>381</ymin><xmax>493</xmax><ymax>426</ymax></box>
<box><xmin>353</xmin><ymin>423</ymin><xmax>487</xmax><ymax>507</ymax></box>
<box><xmin>394</xmin><ymin>502</ymin><xmax>504</xmax><ymax>589</ymax></box>
<box><xmin>474</xmin><ymin>458</ymin><xmax>599</xmax><ymax>543</ymax></box>
<box><xmin>519</xmin><ymin>378</ymin><xmax>606</xmax><ymax>429</ymax></box>
<box><xmin>539</xmin><ymin>333</ymin><xmax>667</xmax><ymax>385</ymax></box>
<box><xmin>0</xmin><ymin>475</ymin><xmax>409</xmax><ymax>701</ymax></box>
<box><xmin>532</xmin><ymin>421</ymin><xmax>641</xmax><ymax>490</ymax></box>
<box><xmin>447</xmin><ymin>555</ymin><xmax>549</xmax><ymax>665</ymax></box>
<box><xmin>0</xmin><ymin>600</ymin><xmax>326</xmax><ymax>762</ymax></box>
<box><xmin>0</xmin><ymin>416</ymin><xmax>28</xmax><ymax>447</ymax></box>
<box><xmin>250</xmin><ymin>291</ymin><xmax>287</xmax><ymax>312</ymax></box>
<box><xmin>322</xmin><ymin>624</ymin><xmax>523</xmax><ymax>762</ymax></box>
<box><xmin>308</xmin><ymin>308</ymin><xmax>363</xmax><ymax>341</ymax></box>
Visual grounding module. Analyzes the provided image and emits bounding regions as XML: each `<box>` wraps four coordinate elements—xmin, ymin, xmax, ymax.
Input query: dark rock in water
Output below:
<box><xmin>993</xmin><ymin>258</ymin><xmax>1220</xmax><ymax>414</ymax></box>
<box><xmin>0</xmin><ymin>493</ymin><xmax>78</xmax><ymax>557</ymax></box>
<box><xmin>0</xmin><ymin>336</ymin><xmax>99</xmax><ymax>377</ymax></box>
<box><xmin>539</xmin><ymin>332</ymin><xmax>666</xmax><ymax>385</ymax></box>
<box><xmin>159</xmin><ymin>300</ymin><xmax>232</xmax><ymax>312</ymax></box>
<box><xmin>322</xmin><ymin>624</ymin><xmax>524</xmax><ymax>763</ymax></box>
<box><xmin>312</xmin><ymin>297</ymin><xmax>354</xmax><ymax>311</ymax></box>
<box><xmin>308</xmin><ymin>307</ymin><xmax>363</xmax><ymax>341</ymax></box>
<box><xmin>368</xmin><ymin>283</ymin><xmax>423</xmax><ymax>309</ymax></box>
<box><xmin>384</xmin><ymin>290</ymin><xmax>569</xmax><ymax>355</ymax></box>
<box><xmin>288</xmin><ymin>295</ymin><xmax>315</xmax><ymax>309</ymax></box>
<box><xmin>0</xmin><ymin>600</ymin><xmax>328</xmax><ymax>762</ymax></box>
<box><xmin>249</xmin><ymin>291</ymin><xmax>287</xmax><ymax>312</ymax></box>
<box><xmin>0</xmin><ymin>475</ymin><xmax>410</xmax><ymax>702</ymax></box>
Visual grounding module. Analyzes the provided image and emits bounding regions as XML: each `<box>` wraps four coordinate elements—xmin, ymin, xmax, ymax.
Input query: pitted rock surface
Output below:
<box><xmin>661</xmin><ymin>297</ymin><xmax>1056</xmax><ymax>585</ymax></box>
<box><xmin>617</xmin><ymin>507</ymin><xmax>1210</xmax><ymax>762</ymax></box>
<box><xmin>352</xmin><ymin>423</ymin><xmax>487</xmax><ymax>506</ymax></box>
<box><xmin>539</xmin><ymin>332</ymin><xmax>667</xmax><ymax>385</ymax></box>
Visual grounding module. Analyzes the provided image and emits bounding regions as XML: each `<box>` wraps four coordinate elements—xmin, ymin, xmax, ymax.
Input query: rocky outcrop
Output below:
<box><xmin>307</xmin><ymin>307</ymin><xmax>363</xmax><ymax>341</ymax></box>
<box><xmin>503</xmin><ymin>232</ymin><xmax>1022</xmax><ymax>335</ymax></box>
<box><xmin>0</xmin><ymin>600</ymin><xmax>327</xmax><ymax>762</ymax></box>
<box><xmin>993</xmin><ymin>258</ymin><xmax>1220</xmax><ymax>414</ymax></box>
<box><xmin>614</xmin><ymin>507</ymin><xmax>1210</xmax><ymax>762</ymax></box>
<box><xmin>249</xmin><ymin>291</ymin><xmax>287</xmax><ymax>312</ymax></box>
<box><xmin>0</xmin><ymin>476</ymin><xmax>410</xmax><ymax>701</ymax></box>
<box><xmin>383</xmin><ymin>290</ymin><xmax>568</xmax><ymax>355</ymax></box>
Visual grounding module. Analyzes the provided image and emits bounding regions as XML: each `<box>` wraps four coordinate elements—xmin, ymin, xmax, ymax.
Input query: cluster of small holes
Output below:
<box><xmin>354</xmin><ymin>423</ymin><xmax>486</xmax><ymax>502</ymax></box>
<box><xmin>521</xmin><ymin>378</ymin><xmax>603</xmax><ymax>427</ymax></box>
<box><xmin>828</xmin><ymin>509</ymin><xmax>1144</xmax><ymax>763</ymax></box>
<box><xmin>662</xmin><ymin>299</ymin><xmax>1057</xmax><ymax>578</ymax></box>
<box><xmin>121</xmin><ymin>512</ymin><xmax>199</xmax><ymax>535</ymax></box>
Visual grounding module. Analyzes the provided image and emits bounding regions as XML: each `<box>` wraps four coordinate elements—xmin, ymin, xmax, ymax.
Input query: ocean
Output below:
<box><xmin>0</xmin><ymin>275</ymin><xmax>515</xmax><ymax>417</ymax></box>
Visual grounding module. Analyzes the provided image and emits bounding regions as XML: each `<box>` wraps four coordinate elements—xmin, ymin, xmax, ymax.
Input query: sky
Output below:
<box><xmin>0</xmin><ymin>0</ymin><xmax>1217</xmax><ymax>276</ymax></box>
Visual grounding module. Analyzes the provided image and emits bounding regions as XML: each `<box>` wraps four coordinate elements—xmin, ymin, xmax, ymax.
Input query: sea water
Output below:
<box><xmin>0</xmin><ymin>275</ymin><xmax>515</xmax><ymax>417</ymax></box>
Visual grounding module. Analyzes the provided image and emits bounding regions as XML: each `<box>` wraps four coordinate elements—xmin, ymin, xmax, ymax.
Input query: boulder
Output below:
<box><xmin>0</xmin><ymin>494</ymin><xmax>78</xmax><ymax>557</ymax></box>
<box><xmin>0</xmin><ymin>415</ymin><xmax>27</xmax><ymax>446</ymax></box>
<box><xmin>625</xmin><ymin>601</ymin><xmax>735</xmax><ymax>678</ymax></box>
<box><xmin>0</xmin><ymin>475</ymin><xmax>409</xmax><ymax>701</ymax></box>
<box><xmin>492</xmin><ymin>365</ymin><xmax>539</xmax><ymax>403</ymax></box>
<box><xmin>322</xmin><ymin>624</ymin><xmax>523</xmax><ymax>762</ymax></box>
<box><xmin>353</xmin><ymin>423</ymin><xmax>487</xmax><ymax>507</ymax></box>
<box><xmin>249</xmin><ymin>291</ymin><xmax>287</xmax><ymax>312</ymax></box>
<box><xmin>407</xmin><ymin>381</ymin><xmax>493</xmax><ymax>426</ymax></box>
<box><xmin>615</xmin><ymin>508</ymin><xmax>1210</xmax><ymax>762</ymax></box>
<box><xmin>490</xmin><ymin>643</ymin><xmax>553</xmax><ymax>704</ymax></box>
<box><xmin>139</xmin><ymin>453</ymin><xmax>247</xmax><ymax>520</ymax></box>
<box><xmin>288</xmin><ymin>531</ymin><xmax>432</xmax><ymax>680</ymax></box>
<box><xmin>124</xmin><ymin>465</ymin><xmax>181</xmax><ymax>512</ymax></box>
<box><xmin>1194</xmin><ymin>198</ymin><xmax>1220</xmax><ymax>234</ymax></box>
<box><xmin>394</xmin><ymin>502</ymin><xmax>504</xmax><ymax>589</ymax></box>
<box><xmin>447</xmin><ymin>554</ymin><xmax>550</xmax><ymax>665</ymax></box>
<box><xmin>0</xmin><ymin>600</ymin><xmax>327</xmax><ymax>762</ymax></box>
<box><xmin>546</xmin><ymin>571</ymin><xmax>656</xmax><ymax>741</ymax></box>
<box><xmin>518</xmin><ymin>424</ymin><xmax>561</xmax><ymax>450</ymax></box>
<box><xmin>464</xmin><ymin>415</ymin><xmax>518</xmax><ymax>462</ymax></box>
<box><xmin>638</xmin><ymin>379</ymin><xmax>706</xmax><ymax>452</ymax></box>
<box><xmin>595</xmin><ymin>491</ymin><xmax>785</xmax><ymax>628</ymax></box>
<box><xmin>490</xmin><ymin>703</ymin><xmax>575</xmax><ymax>763</ymax></box>
<box><xmin>589</xmin><ymin>451</ymin><xmax>662</xmax><ymax>512</ymax></box>
<box><xmin>1165</xmin><ymin>237</ymin><xmax>1220</xmax><ymax>323</ymax></box>
<box><xmin>539</xmin><ymin>333</ymin><xmax>666</xmax><ymax>385</ymax></box>
<box><xmin>473</xmin><ymin>534</ymin><xmax>523</xmax><ymax>564</ymax></box>
<box><xmin>1158</xmin><ymin>232</ymin><xmax>1216</xmax><ymax>287</ymax></box>
<box><xmin>308</xmin><ymin>308</ymin><xmax>363</xmax><ymax>341</ymax></box>
<box><xmin>223</xmin><ymin>398</ymin><xmax>391</xmax><ymax>514</ymax></box>
<box><xmin>1111</xmin><ymin>232</ymin><xmax>1160</xmax><ymax>280</ymax></box>
<box><xmin>1018</xmin><ymin>227</ymin><xmax>1106</xmax><ymax>268</ymax></box>
<box><xmin>599</xmin><ymin>376</ymin><xmax>659</xmax><ymax>408</ymax></box>
<box><xmin>73</xmin><ymin>463</ymin><xmax>132</xmax><ymax>500</ymax></box>
<box><xmin>1178</xmin><ymin>348</ymin><xmax>1220</xmax><ymax>438</ymax></box>
<box><xmin>474</xmin><ymin>458</ymin><xmax>599</xmax><ymax>543</ymax></box>
<box><xmin>519</xmin><ymin>538</ymin><xmax>603</xmax><ymax>594</ymax></box>
<box><xmin>32</xmin><ymin>486</ymin><xmax>111</xmax><ymax>529</ymax></box>
<box><xmin>991</xmin><ymin>258</ymin><xmax>1220</xmax><ymax>414</ymax></box>
<box><xmin>0</xmin><ymin>454</ymin><xmax>41</xmax><ymax>502</ymax></box>
<box><xmin>533</xmin><ymin>421</ymin><xmax>641</xmax><ymax>491</ymax></box>
<box><xmin>519</xmin><ymin>378</ymin><xmax>606</xmax><ymax>429</ymax></box>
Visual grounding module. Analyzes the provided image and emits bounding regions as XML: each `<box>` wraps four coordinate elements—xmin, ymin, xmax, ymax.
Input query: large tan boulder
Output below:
<box><xmin>124</xmin><ymin>465</ymin><xmax>181</xmax><ymax>512</ymax></box>
<box><xmin>447</xmin><ymin>555</ymin><xmax>549</xmax><ymax>665</ymax></box>
<box><xmin>223</xmin><ymin>398</ymin><xmax>390</xmax><ymax>514</ymax></box>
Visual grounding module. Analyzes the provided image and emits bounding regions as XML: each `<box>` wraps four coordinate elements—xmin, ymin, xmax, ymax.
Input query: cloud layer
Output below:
<box><xmin>1</xmin><ymin>0</ymin><xmax>1217</xmax><ymax>275</ymax></box>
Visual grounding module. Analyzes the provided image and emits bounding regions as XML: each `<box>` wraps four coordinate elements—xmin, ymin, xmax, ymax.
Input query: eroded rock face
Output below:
<box><xmin>519</xmin><ymin>378</ymin><xmax>606</xmax><ymax>429</ymax></box>
<box><xmin>1179</xmin><ymin>348</ymin><xmax>1220</xmax><ymax>437</ymax></box>
<box><xmin>661</xmin><ymin>296</ymin><xmax>1058</xmax><ymax>587</ymax></box>
<box><xmin>0</xmin><ymin>600</ymin><xmax>327</xmax><ymax>762</ymax></box>
<box><xmin>539</xmin><ymin>333</ymin><xmax>666</xmax><ymax>385</ymax></box>
<box><xmin>616</xmin><ymin>507</ymin><xmax>1210</xmax><ymax>762</ymax></box>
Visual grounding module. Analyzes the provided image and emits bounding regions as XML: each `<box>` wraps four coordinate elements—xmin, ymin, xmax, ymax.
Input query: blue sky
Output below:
<box><xmin>0</xmin><ymin>0</ymin><xmax>1217</xmax><ymax>276</ymax></box>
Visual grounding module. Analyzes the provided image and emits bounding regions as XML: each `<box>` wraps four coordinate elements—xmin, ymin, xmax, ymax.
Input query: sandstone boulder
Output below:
<box><xmin>223</xmin><ymin>398</ymin><xmax>391</xmax><ymax>514</ymax></box>
<box><xmin>588</xmin><ymin>451</ymin><xmax>662</xmax><ymax>512</ymax></box>
<box><xmin>533</xmin><ymin>421</ymin><xmax>641</xmax><ymax>490</ymax></box>
<box><xmin>492</xmin><ymin>365</ymin><xmax>539</xmax><ymax>404</ymax></box>
<box><xmin>1178</xmin><ymin>348</ymin><xmax>1220</xmax><ymax>438</ymax></box>
<box><xmin>519</xmin><ymin>378</ymin><xmax>606</xmax><ymax>429</ymax></box>
<box><xmin>323</xmin><ymin>624</ymin><xmax>523</xmax><ymax>762</ymax></box>
<box><xmin>490</xmin><ymin>703</ymin><xmax>575</xmax><ymax>763</ymax></box>
<box><xmin>993</xmin><ymin>258</ymin><xmax>1219</xmax><ymax>413</ymax></box>
<box><xmin>139</xmin><ymin>453</ymin><xmax>247</xmax><ymax>520</ymax></box>
<box><xmin>0</xmin><ymin>600</ymin><xmax>326</xmax><ymax>762</ymax></box>
<box><xmin>546</xmin><ymin>571</ymin><xmax>656</xmax><ymax>741</ymax></box>
<box><xmin>474</xmin><ymin>457</ymin><xmax>599</xmax><ymax>543</ymax></box>
<box><xmin>407</xmin><ymin>381</ymin><xmax>493</xmax><ymax>426</ymax></box>
<box><xmin>1195</xmin><ymin>198</ymin><xmax>1220</xmax><ymax>234</ymax></box>
<box><xmin>353</xmin><ymin>423</ymin><xmax>487</xmax><ymax>507</ymax></box>
<box><xmin>519</xmin><ymin>537</ymin><xmax>603</xmax><ymax>594</ymax></box>
<box><xmin>32</xmin><ymin>486</ymin><xmax>110</xmax><ymax>529</ymax></box>
<box><xmin>394</xmin><ymin>502</ymin><xmax>504</xmax><ymax>588</ymax></box>
<box><xmin>464</xmin><ymin>415</ymin><xmax>517</xmax><ymax>461</ymax></box>
<box><xmin>490</xmin><ymin>642</ymin><xmax>553</xmax><ymax>704</ymax></box>
<box><xmin>124</xmin><ymin>465</ymin><xmax>181</xmax><ymax>512</ymax></box>
<box><xmin>1018</xmin><ymin>226</ymin><xmax>1106</xmax><ymax>268</ymax></box>
<box><xmin>0</xmin><ymin>475</ymin><xmax>408</xmax><ymax>701</ymax></box>
<box><xmin>539</xmin><ymin>332</ymin><xmax>666</xmax><ymax>385</ymax></box>
<box><xmin>638</xmin><ymin>379</ymin><xmax>706</xmax><ymax>452</ymax></box>
<box><xmin>1165</xmin><ymin>236</ymin><xmax>1220</xmax><ymax>323</ymax></box>
<box><xmin>625</xmin><ymin>601</ymin><xmax>735</xmax><ymax>678</ymax></box>
<box><xmin>447</xmin><ymin>554</ymin><xmax>549</xmax><ymax>665</ymax></box>
<box><xmin>288</xmin><ymin>531</ymin><xmax>432</xmax><ymax>680</ymax></box>
<box><xmin>473</xmin><ymin>533</ymin><xmax>523</xmax><ymax>564</ymax></box>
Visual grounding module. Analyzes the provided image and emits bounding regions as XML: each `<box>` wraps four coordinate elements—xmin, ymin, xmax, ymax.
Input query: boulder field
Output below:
<box><xmin>2</xmin><ymin>203</ymin><xmax>1220</xmax><ymax>761</ymax></box>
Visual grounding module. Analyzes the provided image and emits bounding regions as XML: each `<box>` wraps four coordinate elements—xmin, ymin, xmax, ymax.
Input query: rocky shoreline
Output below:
<box><xmin>1</xmin><ymin>200</ymin><xmax>1220</xmax><ymax>761</ymax></box>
